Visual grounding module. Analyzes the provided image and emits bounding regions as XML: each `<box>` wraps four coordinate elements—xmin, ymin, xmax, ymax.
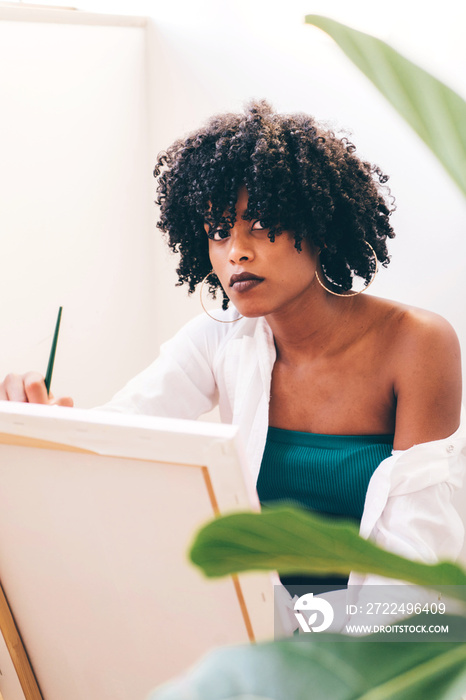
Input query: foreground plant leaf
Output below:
<box><xmin>189</xmin><ymin>507</ymin><xmax>466</xmax><ymax>601</ymax></box>
<box><xmin>149</xmin><ymin>621</ymin><xmax>466</xmax><ymax>700</ymax></box>
<box><xmin>304</xmin><ymin>15</ymin><xmax>466</xmax><ymax>197</ymax></box>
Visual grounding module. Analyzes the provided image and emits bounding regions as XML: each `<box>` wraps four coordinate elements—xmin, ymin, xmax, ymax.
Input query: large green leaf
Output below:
<box><xmin>189</xmin><ymin>507</ymin><xmax>466</xmax><ymax>601</ymax></box>
<box><xmin>304</xmin><ymin>15</ymin><xmax>466</xmax><ymax>197</ymax></box>
<box><xmin>149</xmin><ymin>623</ymin><xmax>466</xmax><ymax>700</ymax></box>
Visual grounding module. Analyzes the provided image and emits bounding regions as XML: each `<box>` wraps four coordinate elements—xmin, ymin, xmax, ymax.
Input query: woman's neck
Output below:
<box><xmin>265</xmin><ymin>290</ymin><xmax>360</xmax><ymax>365</ymax></box>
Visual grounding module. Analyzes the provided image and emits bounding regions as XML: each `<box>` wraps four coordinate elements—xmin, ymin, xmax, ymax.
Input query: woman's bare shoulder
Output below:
<box><xmin>363</xmin><ymin>296</ymin><xmax>462</xmax><ymax>448</ymax></box>
<box><xmin>363</xmin><ymin>295</ymin><xmax>459</xmax><ymax>348</ymax></box>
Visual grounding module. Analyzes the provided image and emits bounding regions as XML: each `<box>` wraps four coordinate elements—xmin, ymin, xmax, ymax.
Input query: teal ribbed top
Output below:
<box><xmin>257</xmin><ymin>426</ymin><xmax>394</xmax><ymax>521</ymax></box>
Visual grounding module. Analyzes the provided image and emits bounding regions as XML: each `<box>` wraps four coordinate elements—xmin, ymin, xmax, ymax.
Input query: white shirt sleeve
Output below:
<box><xmin>354</xmin><ymin>432</ymin><xmax>466</xmax><ymax>582</ymax></box>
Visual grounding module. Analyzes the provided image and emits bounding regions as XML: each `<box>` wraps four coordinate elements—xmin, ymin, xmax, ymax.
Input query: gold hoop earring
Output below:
<box><xmin>314</xmin><ymin>242</ymin><xmax>378</xmax><ymax>297</ymax></box>
<box><xmin>199</xmin><ymin>271</ymin><xmax>243</xmax><ymax>323</ymax></box>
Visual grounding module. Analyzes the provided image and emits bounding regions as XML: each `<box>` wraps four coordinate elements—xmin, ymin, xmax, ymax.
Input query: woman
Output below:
<box><xmin>1</xmin><ymin>101</ymin><xmax>464</xmax><ymax>603</ymax></box>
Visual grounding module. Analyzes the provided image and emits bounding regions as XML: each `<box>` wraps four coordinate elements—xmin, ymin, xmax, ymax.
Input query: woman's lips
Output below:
<box><xmin>232</xmin><ymin>278</ymin><xmax>264</xmax><ymax>293</ymax></box>
<box><xmin>229</xmin><ymin>273</ymin><xmax>264</xmax><ymax>293</ymax></box>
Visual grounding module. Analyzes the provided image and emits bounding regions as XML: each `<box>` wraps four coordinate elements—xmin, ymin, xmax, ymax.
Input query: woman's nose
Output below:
<box><xmin>228</xmin><ymin>230</ymin><xmax>254</xmax><ymax>264</ymax></box>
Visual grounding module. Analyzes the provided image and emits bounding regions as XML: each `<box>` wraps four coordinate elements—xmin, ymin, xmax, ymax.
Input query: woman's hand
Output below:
<box><xmin>0</xmin><ymin>372</ymin><xmax>74</xmax><ymax>407</ymax></box>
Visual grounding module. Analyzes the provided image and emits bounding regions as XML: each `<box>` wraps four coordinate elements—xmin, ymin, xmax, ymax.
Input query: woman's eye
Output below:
<box><xmin>207</xmin><ymin>228</ymin><xmax>230</xmax><ymax>241</ymax></box>
<box><xmin>251</xmin><ymin>220</ymin><xmax>265</xmax><ymax>230</ymax></box>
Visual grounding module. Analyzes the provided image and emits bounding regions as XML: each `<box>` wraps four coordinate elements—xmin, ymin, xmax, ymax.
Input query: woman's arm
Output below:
<box><xmin>391</xmin><ymin>309</ymin><xmax>462</xmax><ymax>451</ymax></box>
<box><xmin>0</xmin><ymin>313</ymin><xmax>222</xmax><ymax>417</ymax></box>
<box><xmin>349</xmin><ymin>312</ymin><xmax>465</xmax><ymax>583</ymax></box>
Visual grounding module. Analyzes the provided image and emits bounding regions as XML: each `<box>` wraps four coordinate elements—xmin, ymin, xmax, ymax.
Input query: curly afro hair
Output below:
<box><xmin>154</xmin><ymin>100</ymin><xmax>395</xmax><ymax>307</ymax></box>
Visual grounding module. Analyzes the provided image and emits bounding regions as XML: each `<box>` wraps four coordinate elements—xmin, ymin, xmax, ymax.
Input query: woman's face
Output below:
<box><xmin>205</xmin><ymin>186</ymin><xmax>320</xmax><ymax>318</ymax></box>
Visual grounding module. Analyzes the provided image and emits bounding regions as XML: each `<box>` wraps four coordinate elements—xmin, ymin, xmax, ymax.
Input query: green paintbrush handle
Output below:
<box><xmin>44</xmin><ymin>306</ymin><xmax>62</xmax><ymax>396</ymax></box>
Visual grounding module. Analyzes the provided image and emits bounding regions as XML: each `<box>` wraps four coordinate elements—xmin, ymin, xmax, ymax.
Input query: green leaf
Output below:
<box><xmin>149</xmin><ymin>624</ymin><xmax>466</xmax><ymax>700</ymax></box>
<box><xmin>304</xmin><ymin>14</ymin><xmax>466</xmax><ymax>197</ymax></box>
<box><xmin>189</xmin><ymin>507</ymin><xmax>466</xmax><ymax>601</ymax></box>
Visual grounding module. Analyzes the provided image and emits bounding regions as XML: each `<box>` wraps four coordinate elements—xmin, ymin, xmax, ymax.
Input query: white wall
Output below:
<box><xmin>0</xmin><ymin>9</ymin><xmax>157</xmax><ymax>408</ymax></box>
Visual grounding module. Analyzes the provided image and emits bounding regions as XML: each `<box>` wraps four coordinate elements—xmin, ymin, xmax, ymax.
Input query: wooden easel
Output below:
<box><xmin>0</xmin><ymin>583</ymin><xmax>42</xmax><ymax>700</ymax></box>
